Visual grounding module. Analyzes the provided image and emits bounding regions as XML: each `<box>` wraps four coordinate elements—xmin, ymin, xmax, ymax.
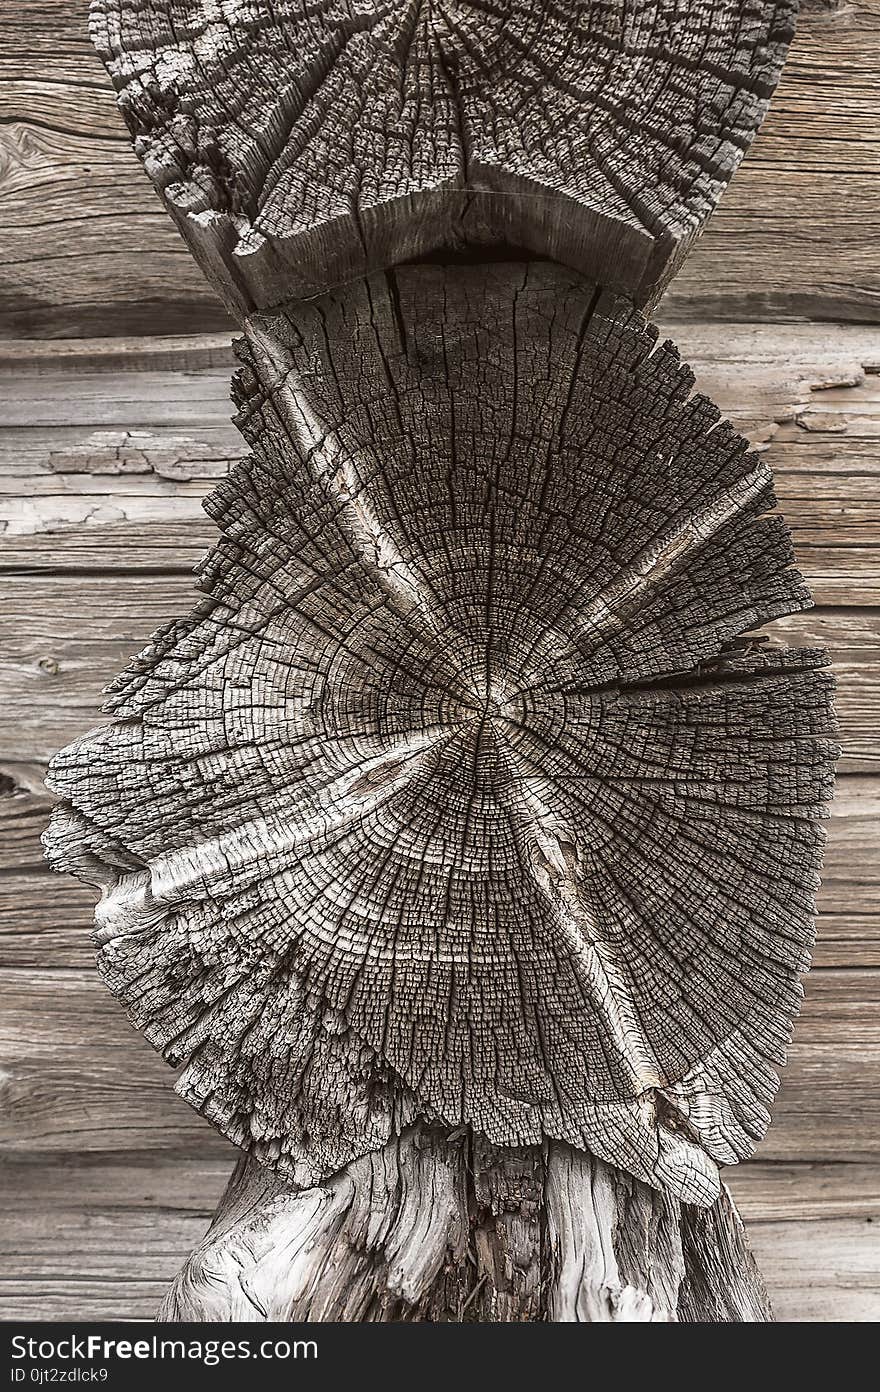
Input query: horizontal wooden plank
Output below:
<box><xmin>663</xmin><ymin>0</ymin><xmax>880</xmax><ymax>323</ymax></box>
<box><xmin>0</xmin><ymin>764</ymin><xmax>53</xmax><ymax>871</ymax></box>
<box><xmin>4</xmin><ymin>324</ymin><xmax>879</xmax><ymax>450</ymax></box>
<box><xmin>3</xmin><ymin>513</ymin><xmax>876</xmax><ymax>603</ymax></box>
<box><xmin>0</xmin><ymin>1149</ymin><xmax>876</xmax><ymax>1320</ymax></box>
<box><xmin>0</xmin><ymin>0</ymin><xmax>229</xmax><ymax>338</ymax></box>
<box><xmin>0</xmin><ymin>1152</ymin><xmax>229</xmax><ymax>1214</ymax></box>
<box><xmin>2</xmin><ymin>4</ymin><xmax>879</xmax><ymax>334</ymax></box>
<box><xmin>0</xmin><ymin>335</ymin><xmax>235</xmax><ymax>374</ymax></box>
<box><xmin>1</xmin><ymin>869</ymin><xmax>874</xmax><ymax>972</ymax></box>
<box><xmin>766</xmin><ymin>609</ymin><xmax>880</xmax><ymax>773</ymax></box>
<box><xmin>1</xmin><ymin>368</ymin><xmax>235</xmax><ymax>430</ymax></box>
<box><xmin>1</xmin><ymin>878</ymin><xmax>876</xmax><ymax>972</ymax></box>
<box><xmin>7</xmin><ymin>525</ymin><xmax>873</xmax><ymax>605</ymax></box>
<box><xmin>0</xmin><ymin>1153</ymin><xmax>224</xmax><ymax>1320</ymax></box>
<box><xmin>729</xmin><ymin>1160</ymin><xmax>880</xmax><ymax>1222</ymax></box>
<box><xmin>735</xmin><ymin>1217</ymin><xmax>880</xmax><ymax>1321</ymax></box>
<box><xmin>0</xmin><ymin>967</ymin><xmax>875</xmax><ymax>1164</ymax></box>
<box><xmin>0</xmin><ymin>969</ymin><xmax>228</xmax><ymax>1159</ymax></box>
<box><xmin>3</xmin><ymin>318</ymin><xmax>874</xmax><ymax>398</ymax></box>
<box><xmin>6</xmin><ymin>1155</ymin><xmax>848</xmax><ymax>1229</ymax></box>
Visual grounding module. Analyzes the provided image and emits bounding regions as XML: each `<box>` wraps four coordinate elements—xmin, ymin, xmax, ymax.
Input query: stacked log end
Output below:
<box><xmin>42</xmin><ymin>0</ymin><xmax>836</xmax><ymax>1321</ymax></box>
<box><xmin>90</xmin><ymin>0</ymin><xmax>798</xmax><ymax>311</ymax></box>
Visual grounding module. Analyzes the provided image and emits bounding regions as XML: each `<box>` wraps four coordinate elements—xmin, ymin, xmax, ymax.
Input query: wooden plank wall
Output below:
<box><xmin>1</xmin><ymin>0</ymin><xmax>879</xmax><ymax>1322</ymax></box>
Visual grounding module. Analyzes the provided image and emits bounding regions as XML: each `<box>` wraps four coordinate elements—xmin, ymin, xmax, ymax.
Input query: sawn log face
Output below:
<box><xmin>89</xmin><ymin>0</ymin><xmax>797</xmax><ymax>310</ymax></box>
<box><xmin>45</xmin><ymin>262</ymin><xmax>837</xmax><ymax>1210</ymax></box>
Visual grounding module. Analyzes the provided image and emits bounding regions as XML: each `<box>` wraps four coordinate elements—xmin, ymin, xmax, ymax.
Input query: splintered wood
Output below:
<box><xmin>159</xmin><ymin>1130</ymin><xmax>772</xmax><ymax>1321</ymax></box>
<box><xmin>45</xmin><ymin>263</ymin><xmax>837</xmax><ymax>1210</ymax></box>
<box><xmin>89</xmin><ymin>0</ymin><xmax>796</xmax><ymax>309</ymax></box>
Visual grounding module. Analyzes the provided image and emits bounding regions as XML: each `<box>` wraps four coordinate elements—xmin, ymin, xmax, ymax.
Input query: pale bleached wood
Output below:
<box><xmin>157</xmin><ymin>1131</ymin><xmax>770</xmax><ymax>1323</ymax></box>
<box><xmin>0</xmin><ymin>335</ymin><xmax>234</xmax><ymax>373</ymax></box>
<box><xmin>734</xmin><ymin>1218</ymin><xmax>880</xmax><ymax>1322</ymax></box>
<box><xmin>2</xmin><ymin>1155</ymin><xmax>877</xmax><ymax>1321</ymax></box>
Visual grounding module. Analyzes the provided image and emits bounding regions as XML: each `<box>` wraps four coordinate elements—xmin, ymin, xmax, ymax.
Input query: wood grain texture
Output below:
<box><xmin>0</xmin><ymin>964</ymin><xmax>875</xmax><ymax>1164</ymax></box>
<box><xmin>42</xmin><ymin>263</ymin><xmax>838</xmax><ymax>1209</ymax></box>
<box><xmin>4</xmin><ymin>768</ymin><xmax>875</xmax><ymax>968</ymax></box>
<box><xmin>0</xmin><ymin>2</ymin><xmax>230</xmax><ymax>337</ymax></box>
<box><xmin>0</xmin><ymin>1153</ymin><xmax>872</xmax><ymax>1321</ymax></box>
<box><xmin>87</xmin><ymin>0</ymin><xmax>795</xmax><ymax>313</ymax></box>
<box><xmin>158</xmin><ymin>1134</ymin><xmax>772</xmax><ymax>1323</ymax></box>
<box><xmin>1</xmin><ymin>315</ymin><xmax>876</xmax><ymax>1317</ymax></box>
<box><xmin>666</xmin><ymin>0</ymin><xmax>880</xmax><ymax>321</ymax></box>
<box><xmin>3</xmin><ymin>4</ymin><xmax>878</xmax><ymax>1317</ymax></box>
<box><xmin>2</xmin><ymin>2</ymin><xmax>878</xmax><ymax>336</ymax></box>
<box><xmin>4</xmin><ymin>319</ymin><xmax>879</xmax><ymax>601</ymax></box>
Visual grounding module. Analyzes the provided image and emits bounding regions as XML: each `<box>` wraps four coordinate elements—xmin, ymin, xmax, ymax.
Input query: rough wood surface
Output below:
<box><xmin>157</xmin><ymin>1128</ymin><xmax>770</xmax><ymax>1322</ymax></box>
<box><xmin>0</xmin><ymin>1153</ymin><xmax>874</xmax><ymax>1321</ymax></box>
<box><xmin>4</xmin><ymin>319</ymin><xmax>879</xmax><ymax>604</ymax></box>
<box><xmin>2</xmin><ymin>962</ymin><xmax>876</xmax><ymax>1163</ymax></box>
<box><xmin>3</xmin><ymin>2</ymin><xmax>878</xmax><ymax>335</ymax></box>
<box><xmin>44</xmin><ymin>264</ymin><xmax>837</xmax><ymax>1215</ymax></box>
<box><xmin>87</xmin><ymin>0</ymin><xmax>794</xmax><ymax>312</ymax></box>
<box><xmin>1</xmin><ymin>321</ymin><xmax>875</xmax><ymax>1318</ymax></box>
<box><xmin>5</xmin><ymin>770</ymin><xmax>876</xmax><ymax>968</ymax></box>
<box><xmin>1</xmin><ymin>5</ymin><xmax>874</xmax><ymax>1319</ymax></box>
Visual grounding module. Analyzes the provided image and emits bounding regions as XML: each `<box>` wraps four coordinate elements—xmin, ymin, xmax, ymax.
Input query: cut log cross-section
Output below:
<box><xmin>46</xmin><ymin>264</ymin><xmax>837</xmax><ymax>1318</ymax></box>
<box><xmin>90</xmin><ymin>0</ymin><xmax>798</xmax><ymax>311</ymax></box>
<box><xmin>44</xmin><ymin>0</ymin><xmax>833</xmax><ymax>1322</ymax></box>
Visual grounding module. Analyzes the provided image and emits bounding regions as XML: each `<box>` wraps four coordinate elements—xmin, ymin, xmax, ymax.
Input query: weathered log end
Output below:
<box><xmin>45</xmin><ymin>264</ymin><xmax>838</xmax><ymax>1224</ymax></box>
<box><xmin>47</xmin><ymin>1</ymin><xmax>823</xmax><ymax>1325</ymax></box>
<box><xmin>159</xmin><ymin>1129</ymin><xmax>771</xmax><ymax>1322</ymax></box>
<box><xmin>90</xmin><ymin>0</ymin><xmax>797</xmax><ymax>312</ymax></box>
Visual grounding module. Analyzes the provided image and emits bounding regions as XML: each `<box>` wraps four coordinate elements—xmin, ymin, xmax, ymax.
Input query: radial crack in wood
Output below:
<box><xmin>44</xmin><ymin>261</ymin><xmax>838</xmax><ymax>1215</ymax></box>
<box><xmin>89</xmin><ymin>0</ymin><xmax>797</xmax><ymax>310</ymax></box>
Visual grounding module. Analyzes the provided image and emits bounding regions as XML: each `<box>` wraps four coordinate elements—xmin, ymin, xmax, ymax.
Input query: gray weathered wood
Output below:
<box><xmin>2</xmin><ymin>964</ymin><xmax>876</xmax><ymax>1163</ymax></box>
<box><xmin>5</xmin><ymin>599</ymin><xmax>877</xmax><ymax>770</ymax></box>
<box><xmin>88</xmin><ymin>0</ymin><xmax>794</xmax><ymax>313</ymax></box>
<box><xmin>1</xmin><ymin>1147</ymin><xmax>874</xmax><ymax>1319</ymax></box>
<box><xmin>45</xmin><ymin>263</ymin><xmax>837</xmax><ymax>1218</ymax></box>
<box><xmin>15</xmin><ymin>0</ymin><xmax>857</xmax><ymax>1319</ymax></box>
<box><xmin>1</xmin><ymin>169</ymin><xmax>875</xmax><ymax>1334</ymax></box>
<box><xmin>4</xmin><ymin>319</ymin><xmax>879</xmax><ymax>603</ymax></box>
<box><xmin>159</xmin><ymin>1130</ymin><xmax>771</xmax><ymax>1322</ymax></box>
<box><xmin>4</xmin><ymin>764</ymin><xmax>878</xmax><ymax>968</ymax></box>
<box><xmin>3</xmin><ymin>3</ymin><xmax>877</xmax><ymax>336</ymax></box>
<box><xmin>666</xmin><ymin>0</ymin><xmax>880</xmax><ymax>322</ymax></box>
<box><xmin>2</xmin><ymin>1152</ymin><xmax>875</xmax><ymax>1321</ymax></box>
